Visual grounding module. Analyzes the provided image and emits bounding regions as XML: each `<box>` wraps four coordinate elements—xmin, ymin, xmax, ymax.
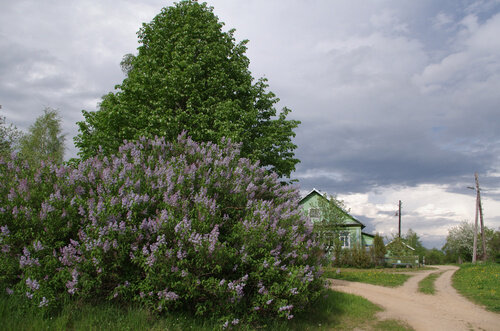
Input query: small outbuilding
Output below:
<box><xmin>385</xmin><ymin>238</ymin><xmax>419</xmax><ymax>267</ymax></box>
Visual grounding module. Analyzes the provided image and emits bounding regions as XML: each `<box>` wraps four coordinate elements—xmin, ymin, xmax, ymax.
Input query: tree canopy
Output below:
<box><xmin>372</xmin><ymin>233</ymin><xmax>386</xmax><ymax>266</ymax></box>
<box><xmin>19</xmin><ymin>108</ymin><xmax>66</xmax><ymax>165</ymax></box>
<box><xmin>75</xmin><ymin>0</ymin><xmax>300</xmax><ymax>178</ymax></box>
<box><xmin>313</xmin><ymin>193</ymin><xmax>349</xmax><ymax>256</ymax></box>
<box><xmin>442</xmin><ymin>221</ymin><xmax>494</xmax><ymax>263</ymax></box>
<box><xmin>404</xmin><ymin>228</ymin><xmax>426</xmax><ymax>259</ymax></box>
<box><xmin>0</xmin><ymin>114</ymin><xmax>22</xmax><ymax>157</ymax></box>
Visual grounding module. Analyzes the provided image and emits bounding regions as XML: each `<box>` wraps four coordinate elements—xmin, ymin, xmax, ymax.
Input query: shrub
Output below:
<box><xmin>333</xmin><ymin>246</ymin><xmax>373</xmax><ymax>268</ymax></box>
<box><xmin>0</xmin><ymin>133</ymin><xmax>326</xmax><ymax>326</ymax></box>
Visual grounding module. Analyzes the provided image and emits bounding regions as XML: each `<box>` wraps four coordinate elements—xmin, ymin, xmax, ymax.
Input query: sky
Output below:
<box><xmin>1</xmin><ymin>0</ymin><xmax>500</xmax><ymax>248</ymax></box>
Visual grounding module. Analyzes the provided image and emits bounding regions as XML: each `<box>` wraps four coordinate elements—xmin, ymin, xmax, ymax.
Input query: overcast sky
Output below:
<box><xmin>2</xmin><ymin>0</ymin><xmax>500</xmax><ymax>248</ymax></box>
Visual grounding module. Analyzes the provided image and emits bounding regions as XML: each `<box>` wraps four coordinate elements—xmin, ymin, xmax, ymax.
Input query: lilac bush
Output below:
<box><xmin>0</xmin><ymin>133</ymin><xmax>326</xmax><ymax>324</ymax></box>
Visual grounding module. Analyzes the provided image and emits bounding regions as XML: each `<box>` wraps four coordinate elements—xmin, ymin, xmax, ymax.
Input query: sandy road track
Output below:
<box><xmin>330</xmin><ymin>265</ymin><xmax>500</xmax><ymax>331</ymax></box>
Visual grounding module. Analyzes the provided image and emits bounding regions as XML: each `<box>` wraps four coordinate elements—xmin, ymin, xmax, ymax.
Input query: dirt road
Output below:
<box><xmin>330</xmin><ymin>265</ymin><xmax>500</xmax><ymax>331</ymax></box>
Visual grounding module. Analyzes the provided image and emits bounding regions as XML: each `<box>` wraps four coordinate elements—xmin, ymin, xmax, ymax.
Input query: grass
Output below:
<box><xmin>324</xmin><ymin>267</ymin><xmax>412</xmax><ymax>287</ymax></box>
<box><xmin>0</xmin><ymin>289</ymin><xmax>412</xmax><ymax>330</ymax></box>
<box><xmin>452</xmin><ymin>262</ymin><xmax>500</xmax><ymax>312</ymax></box>
<box><xmin>374</xmin><ymin>319</ymin><xmax>414</xmax><ymax>331</ymax></box>
<box><xmin>418</xmin><ymin>271</ymin><xmax>444</xmax><ymax>294</ymax></box>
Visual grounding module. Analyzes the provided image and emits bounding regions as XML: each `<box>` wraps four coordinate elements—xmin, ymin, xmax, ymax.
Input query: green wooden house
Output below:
<box><xmin>299</xmin><ymin>189</ymin><xmax>374</xmax><ymax>250</ymax></box>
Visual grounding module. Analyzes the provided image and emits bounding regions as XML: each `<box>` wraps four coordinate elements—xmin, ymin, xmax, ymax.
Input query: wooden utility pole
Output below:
<box><xmin>471</xmin><ymin>173</ymin><xmax>486</xmax><ymax>263</ymax></box>
<box><xmin>475</xmin><ymin>173</ymin><xmax>487</xmax><ymax>261</ymax></box>
<box><xmin>398</xmin><ymin>200</ymin><xmax>402</xmax><ymax>238</ymax></box>
<box><xmin>472</xmin><ymin>181</ymin><xmax>479</xmax><ymax>263</ymax></box>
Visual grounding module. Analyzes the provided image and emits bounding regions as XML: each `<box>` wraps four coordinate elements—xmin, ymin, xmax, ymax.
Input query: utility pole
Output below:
<box><xmin>399</xmin><ymin>200</ymin><xmax>402</xmax><ymax>238</ymax></box>
<box><xmin>470</xmin><ymin>173</ymin><xmax>486</xmax><ymax>263</ymax></box>
<box><xmin>472</xmin><ymin>181</ymin><xmax>479</xmax><ymax>263</ymax></box>
<box><xmin>475</xmin><ymin>173</ymin><xmax>487</xmax><ymax>261</ymax></box>
<box><xmin>395</xmin><ymin>200</ymin><xmax>402</xmax><ymax>238</ymax></box>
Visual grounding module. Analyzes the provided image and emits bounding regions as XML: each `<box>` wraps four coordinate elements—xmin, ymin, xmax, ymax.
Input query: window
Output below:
<box><xmin>309</xmin><ymin>208</ymin><xmax>320</xmax><ymax>221</ymax></box>
<box><xmin>339</xmin><ymin>231</ymin><xmax>350</xmax><ymax>248</ymax></box>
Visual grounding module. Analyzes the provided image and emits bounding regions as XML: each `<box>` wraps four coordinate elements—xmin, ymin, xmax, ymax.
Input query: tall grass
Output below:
<box><xmin>453</xmin><ymin>263</ymin><xmax>500</xmax><ymax>312</ymax></box>
<box><xmin>0</xmin><ymin>289</ymin><xmax>411</xmax><ymax>330</ymax></box>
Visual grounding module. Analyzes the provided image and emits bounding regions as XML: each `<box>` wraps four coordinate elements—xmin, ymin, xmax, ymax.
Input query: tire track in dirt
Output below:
<box><xmin>329</xmin><ymin>265</ymin><xmax>500</xmax><ymax>331</ymax></box>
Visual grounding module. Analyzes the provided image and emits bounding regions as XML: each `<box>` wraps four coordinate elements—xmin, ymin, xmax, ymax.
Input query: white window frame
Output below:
<box><xmin>309</xmin><ymin>208</ymin><xmax>320</xmax><ymax>222</ymax></box>
<box><xmin>339</xmin><ymin>231</ymin><xmax>350</xmax><ymax>248</ymax></box>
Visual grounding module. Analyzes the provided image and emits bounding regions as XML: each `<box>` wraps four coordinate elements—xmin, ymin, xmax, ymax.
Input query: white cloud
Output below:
<box><xmin>433</xmin><ymin>12</ymin><xmax>454</xmax><ymax>29</ymax></box>
<box><xmin>338</xmin><ymin>183</ymin><xmax>500</xmax><ymax>248</ymax></box>
<box><xmin>414</xmin><ymin>13</ymin><xmax>500</xmax><ymax>94</ymax></box>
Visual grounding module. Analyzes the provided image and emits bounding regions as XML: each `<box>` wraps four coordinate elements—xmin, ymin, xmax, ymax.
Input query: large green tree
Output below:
<box><xmin>442</xmin><ymin>221</ymin><xmax>494</xmax><ymax>263</ymax></box>
<box><xmin>75</xmin><ymin>0</ymin><xmax>300</xmax><ymax>178</ymax></box>
<box><xmin>19</xmin><ymin>108</ymin><xmax>66</xmax><ymax>165</ymax></box>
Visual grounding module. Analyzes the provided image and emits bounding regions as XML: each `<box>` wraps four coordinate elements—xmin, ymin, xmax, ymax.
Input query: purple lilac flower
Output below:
<box><xmin>157</xmin><ymin>289</ymin><xmax>179</xmax><ymax>301</ymax></box>
<box><xmin>33</xmin><ymin>240</ymin><xmax>43</xmax><ymax>252</ymax></box>
<box><xmin>39</xmin><ymin>297</ymin><xmax>49</xmax><ymax>307</ymax></box>
<box><xmin>12</xmin><ymin>206</ymin><xmax>19</xmax><ymax>217</ymax></box>
<box><xmin>290</xmin><ymin>287</ymin><xmax>299</xmax><ymax>295</ymax></box>
<box><xmin>39</xmin><ymin>202</ymin><xmax>55</xmax><ymax>220</ymax></box>
<box><xmin>7</xmin><ymin>187</ymin><xmax>16</xmax><ymax>201</ymax></box>
<box><xmin>232</xmin><ymin>319</ymin><xmax>239</xmax><ymax>325</ymax></box>
<box><xmin>66</xmin><ymin>269</ymin><xmax>79</xmax><ymax>295</ymax></box>
<box><xmin>0</xmin><ymin>225</ymin><xmax>9</xmax><ymax>236</ymax></box>
<box><xmin>18</xmin><ymin>178</ymin><xmax>28</xmax><ymax>193</ymax></box>
<box><xmin>26</xmin><ymin>292</ymin><xmax>33</xmax><ymax>299</ymax></box>
<box><xmin>26</xmin><ymin>278</ymin><xmax>40</xmax><ymax>291</ymax></box>
<box><xmin>208</xmin><ymin>225</ymin><xmax>219</xmax><ymax>253</ymax></box>
<box><xmin>59</xmin><ymin>241</ymin><xmax>81</xmax><ymax>266</ymax></box>
<box><xmin>20</xmin><ymin>247</ymin><xmax>40</xmax><ymax>268</ymax></box>
<box><xmin>146</xmin><ymin>254</ymin><xmax>156</xmax><ymax>267</ymax></box>
<box><xmin>279</xmin><ymin>304</ymin><xmax>293</xmax><ymax>312</ymax></box>
<box><xmin>6</xmin><ymin>288</ymin><xmax>13</xmax><ymax>295</ymax></box>
<box><xmin>177</xmin><ymin>249</ymin><xmax>186</xmax><ymax>260</ymax></box>
<box><xmin>188</xmin><ymin>232</ymin><xmax>202</xmax><ymax>248</ymax></box>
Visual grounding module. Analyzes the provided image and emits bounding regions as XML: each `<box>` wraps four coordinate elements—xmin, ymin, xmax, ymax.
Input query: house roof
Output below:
<box><xmin>299</xmin><ymin>188</ymin><xmax>366</xmax><ymax>229</ymax></box>
<box><xmin>385</xmin><ymin>239</ymin><xmax>415</xmax><ymax>251</ymax></box>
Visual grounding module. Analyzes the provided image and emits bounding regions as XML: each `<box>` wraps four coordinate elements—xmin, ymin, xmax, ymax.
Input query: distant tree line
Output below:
<box><xmin>0</xmin><ymin>107</ymin><xmax>65</xmax><ymax>166</ymax></box>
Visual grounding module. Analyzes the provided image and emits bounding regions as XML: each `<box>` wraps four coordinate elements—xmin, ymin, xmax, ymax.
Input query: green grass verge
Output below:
<box><xmin>418</xmin><ymin>271</ymin><xmax>444</xmax><ymax>295</ymax></box>
<box><xmin>324</xmin><ymin>268</ymin><xmax>411</xmax><ymax>287</ymax></box>
<box><xmin>374</xmin><ymin>319</ymin><xmax>414</xmax><ymax>331</ymax></box>
<box><xmin>0</xmin><ymin>289</ymin><xmax>410</xmax><ymax>330</ymax></box>
<box><xmin>452</xmin><ymin>262</ymin><xmax>500</xmax><ymax>312</ymax></box>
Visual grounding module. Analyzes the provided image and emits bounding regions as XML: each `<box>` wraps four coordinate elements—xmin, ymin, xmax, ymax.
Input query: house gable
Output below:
<box><xmin>299</xmin><ymin>189</ymin><xmax>365</xmax><ymax>228</ymax></box>
<box><xmin>299</xmin><ymin>188</ymin><xmax>373</xmax><ymax>249</ymax></box>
